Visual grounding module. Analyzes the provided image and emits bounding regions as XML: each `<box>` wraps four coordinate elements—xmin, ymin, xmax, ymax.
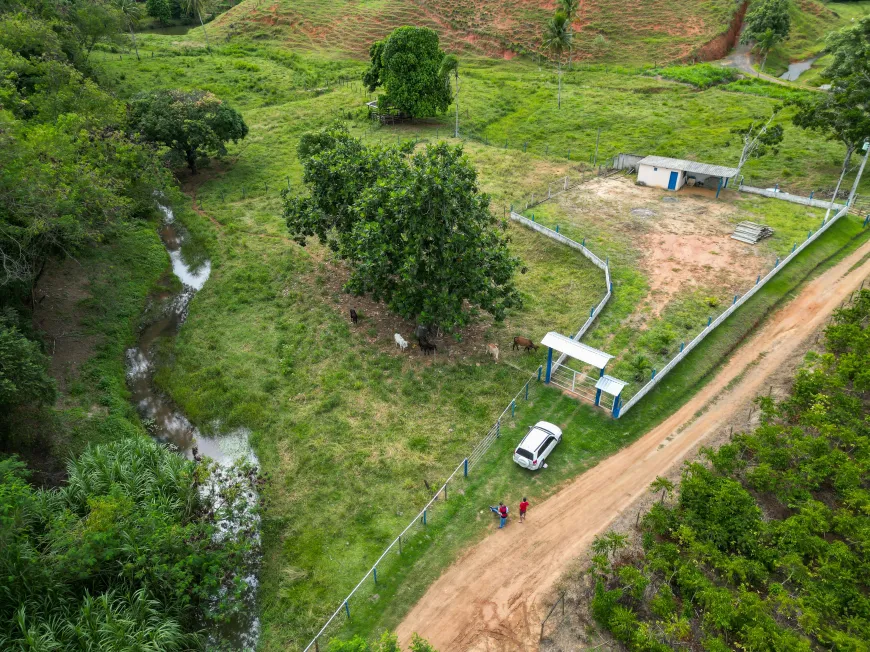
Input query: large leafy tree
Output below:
<box><xmin>791</xmin><ymin>16</ymin><xmax>870</xmax><ymax>215</ymax></box>
<box><xmin>363</xmin><ymin>26</ymin><xmax>452</xmax><ymax>118</ymax></box>
<box><xmin>740</xmin><ymin>0</ymin><xmax>791</xmax><ymax>69</ymax></box>
<box><xmin>0</xmin><ymin>310</ymin><xmax>55</xmax><ymax>412</ymax></box>
<box><xmin>543</xmin><ymin>11</ymin><xmax>572</xmax><ymax>109</ymax></box>
<box><xmin>284</xmin><ymin>126</ymin><xmax>521</xmax><ymax>332</ymax></box>
<box><xmin>129</xmin><ymin>89</ymin><xmax>248</xmax><ymax>173</ymax></box>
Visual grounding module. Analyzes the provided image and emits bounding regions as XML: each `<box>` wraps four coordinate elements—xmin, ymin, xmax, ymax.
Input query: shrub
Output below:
<box><xmin>652</xmin><ymin>64</ymin><xmax>737</xmax><ymax>89</ymax></box>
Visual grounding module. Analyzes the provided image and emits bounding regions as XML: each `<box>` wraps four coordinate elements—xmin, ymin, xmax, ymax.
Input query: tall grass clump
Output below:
<box><xmin>653</xmin><ymin>63</ymin><xmax>738</xmax><ymax>88</ymax></box>
<box><xmin>0</xmin><ymin>437</ymin><xmax>262</xmax><ymax>650</ymax></box>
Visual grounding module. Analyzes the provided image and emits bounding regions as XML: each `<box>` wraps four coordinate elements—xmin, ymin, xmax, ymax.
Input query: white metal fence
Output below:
<box><xmin>509</xmin><ymin>212</ymin><xmax>612</xmax><ymax>367</ymax></box>
<box><xmin>302</xmin><ymin>369</ymin><xmax>542</xmax><ymax>651</ymax></box>
<box><xmin>617</xmin><ymin>203</ymin><xmax>852</xmax><ymax>417</ymax></box>
<box><xmin>738</xmin><ymin>183</ymin><xmax>847</xmax><ymax>210</ymax></box>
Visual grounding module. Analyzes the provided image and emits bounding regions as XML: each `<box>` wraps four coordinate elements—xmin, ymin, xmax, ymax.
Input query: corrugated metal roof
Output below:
<box><xmin>541</xmin><ymin>332</ymin><xmax>613</xmax><ymax>369</ymax></box>
<box><xmin>595</xmin><ymin>375</ymin><xmax>628</xmax><ymax>397</ymax></box>
<box><xmin>638</xmin><ymin>155</ymin><xmax>739</xmax><ymax>178</ymax></box>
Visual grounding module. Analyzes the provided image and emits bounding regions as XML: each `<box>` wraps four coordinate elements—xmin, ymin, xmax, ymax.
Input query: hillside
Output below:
<box><xmin>210</xmin><ymin>0</ymin><xmax>745</xmax><ymax>63</ymax></box>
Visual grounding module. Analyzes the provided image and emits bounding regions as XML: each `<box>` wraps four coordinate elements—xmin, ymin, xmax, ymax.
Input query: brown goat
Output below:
<box><xmin>513</xmin><ymin>336</ymin><xmax>538</xmax><ymax>353</ymax></box>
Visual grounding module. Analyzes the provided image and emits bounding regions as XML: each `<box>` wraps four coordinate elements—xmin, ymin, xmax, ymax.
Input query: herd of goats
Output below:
<box><xmin>348</xmin><ymin>308</ymin><xmax>540</xmax><ymax>359</ymax></box>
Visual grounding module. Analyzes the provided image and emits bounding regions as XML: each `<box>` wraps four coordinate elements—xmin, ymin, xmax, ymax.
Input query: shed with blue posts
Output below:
<box><xmin>541</xmin><ymin>332</ymin><xmax>627</xmax><ymax>417</ymax></box>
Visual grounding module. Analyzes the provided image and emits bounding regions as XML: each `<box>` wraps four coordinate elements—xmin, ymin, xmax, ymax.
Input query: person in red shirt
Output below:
<box><xmin>498</xmin><ymin>502</ymin><xmax>508</xmax><ymax>528</ymax></box>
<box><xmin>519</xmin><ymin>497</ymin><xmax>529</xmax><ymax>523</ymax></box>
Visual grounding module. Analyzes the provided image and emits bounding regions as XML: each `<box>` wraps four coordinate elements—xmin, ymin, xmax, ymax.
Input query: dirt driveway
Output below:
<box><xmin>396</xmin><ymin>236</ymin><xmax>870</xmax><ymax>651</ymax></box>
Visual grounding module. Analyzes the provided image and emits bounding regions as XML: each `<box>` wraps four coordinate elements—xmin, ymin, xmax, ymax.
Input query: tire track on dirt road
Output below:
<box><xmin>396</xmin><ymin>236</ymin><xmax>870</xmax><ymax>652</ymax></box>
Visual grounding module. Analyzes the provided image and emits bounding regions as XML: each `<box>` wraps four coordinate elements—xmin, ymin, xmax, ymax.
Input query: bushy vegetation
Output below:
<box><xmin>284</xmin><ymin>125</ymin><xmax>521</xmax><ymax>332</ymax></box>
<box><xmin>363</xmin><ymin>27</ymin><xmax>452</xmax><ymax>118</ymax></box>
<box><xmin>652</xmin><ymin>63</ymin><xmax>738</xmax><ymax>89</ymax></box>
<box><xmin>0</xmin><ymin>437</ymin><xmax>261</xmax><ymax>649</ymax></box>
<box><xmin>589</xmin><ymin>291</ymin><xmax>870</xmax><ymax>649</ymax></box>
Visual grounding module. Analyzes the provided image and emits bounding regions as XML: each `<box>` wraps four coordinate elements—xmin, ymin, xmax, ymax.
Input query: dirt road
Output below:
<box><xmin>396</xmin><ymin>236</ymin><xmax>870</xmax><ymax>651</ymax></box>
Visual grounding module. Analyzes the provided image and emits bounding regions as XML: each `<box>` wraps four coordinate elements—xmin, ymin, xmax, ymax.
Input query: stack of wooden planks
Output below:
<box><xmin>731</xmin><ymin>221</ymin><xmax>774</xmax><ymax>245</ymax></box>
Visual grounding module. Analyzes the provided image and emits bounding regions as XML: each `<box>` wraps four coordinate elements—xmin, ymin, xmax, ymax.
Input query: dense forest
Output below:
<box><xmin>590</xmin><ymin>290</ymin><xmax>870</xmax><ymax>649</ymax></box>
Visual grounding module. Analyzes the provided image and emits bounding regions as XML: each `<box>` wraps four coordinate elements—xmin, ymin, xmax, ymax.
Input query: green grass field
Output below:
<box><xmin>90</xmin><ymin>11</ymin><xmax>870</xmax><ymax>647</ymax></box>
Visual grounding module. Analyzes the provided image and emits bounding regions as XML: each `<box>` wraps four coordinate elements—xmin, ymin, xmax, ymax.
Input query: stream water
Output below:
<box><xmin>779</xmin><ymin>56</ymin><xmax>818</xmax><ymax>81</ymax></box>
<box><xmin>126</xmin><ymin>204</ymin><xmax>261</xmax><ymax>650</ymax></box>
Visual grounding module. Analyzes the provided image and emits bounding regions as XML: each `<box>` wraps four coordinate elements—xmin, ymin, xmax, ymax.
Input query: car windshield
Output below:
<box><xmin>515</xmin><ymin>448</ymin><xmax>533</xmax><ymax>460</ymax></box>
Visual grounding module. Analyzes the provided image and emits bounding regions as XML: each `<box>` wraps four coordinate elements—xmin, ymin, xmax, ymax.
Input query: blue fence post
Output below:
<box><xmin>525</xmin><ymin>381</ymin><xmax>529</xmax><ymax>400</ymax></box>
<box><xmin>680</xmin><ymin>342</ymin><xmax>684</xmax><ymax>352</ymax></box>
<box><xmin>444</xmin><ymin>482</ymin><xmax>447</xmax><ymax>501</ymax></box>
<box><xmin>423</xmin><ymin>509</ymin><xmax>427</xmax><ymax>525</ymax></box>
<box><xmin>496</xmin><ymin>419</ymin><xmax>501</xmax><ymax>438</ymax></box>
<box><xmin>511</xmin><ymin>400</ymin><xmax>516</xmax><ymax>418</ymax></box>
<box><xmin>708</xmin><ymin>316</ymin><xmax>712</xmax><ymax>327</ymax></box>
<box><xmin>582</xmin><ymin>238</ymin><xmax>585</xmax><ymax>247</ymax></box>
<box><xmin>775</xmin><ymin>257</ymin><xmax>780</xmax><ymax>267</ymax></box>
<box><xmin>733</xmin><ymin>294</ymin><xmax>738</xmax><ymax>305</ymax></box>
<box><xmin>590</xmin><ymin>306</ymin><xmax>595</xmax><ymax>318</ymax></box>
<box><xmin>775</xmin><ymin>183</ymin><xmax>779</xmax><ymax>192</ymax></box>
<box><xmin>864</xmin><ymin>215</ymin><xmax>869</xmax><ymax>227</ymax></box>
<box><xmin>792</xmin><ymin>242</ymin><xmax>797</xmax><ymax>253</ymax></box>
<box><xmin>463</xmin><ymin>458</ymin><xmax>468</xmax><ymax>477</ymax></box>
<box><xmin>756</xmin><ymin>274</ymin><xmax>760</xmax><ymax>285</ymax></box>
<box><xmin>345</xmin><ymin>601</ymin><xmax>351</xmax><ymax>620</ymax></box>
<box><xmin>651</xmin><ymin>368</ymin><xmax>657</xmax><ymax>379</ymax></box>
<box><xmin>612</xmin><ymin>394</ymin><xmax>622</xmax><ymax>418</ymax></box>
<box><xmin>555</xmin><ymin>225</ymin><xmax>560</xmax><ymax>233</ymax></box>
<box><xmin>810</xmin><ymin>191</ymin><xmax>814</xmax><ymax>200</ymax></box>
<box><xmin>545</xmin><ymin>349</ymin><xmax>553</xmax><ymax>383</ymax></box>
<box><xmin>399</xmin><ymin>535</ymin><xmax>402</xmax><ymax>555</ymax></box>
<box><xmin>610</xmin><ymin>282</ymin><xmax>613</xmax><ymax>293</ymax></box>
<box><xmin>538</xmin><ymin>365</ymin><xmax>543</xmax><ymax>381</ymax></box>
<box><xmin>808</xmin><ymin>229</ymin><xmax>812</xmax><ymax>239</ymax></box>
<box><xmin>523</xmin><ymin>142</ymin><xmax>527</xmax><ymax>152</ymax></box>
<box><xmin>373</xmin><ymin>567</ymin><xmax>378</xmax><ymax>585</ymax></box>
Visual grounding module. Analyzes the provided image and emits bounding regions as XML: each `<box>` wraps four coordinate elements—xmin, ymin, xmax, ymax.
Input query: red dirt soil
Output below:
<box><xmin>396</xmin><ymin>235</ymin><xmax>870</xmax><ymax>651</ymax></box>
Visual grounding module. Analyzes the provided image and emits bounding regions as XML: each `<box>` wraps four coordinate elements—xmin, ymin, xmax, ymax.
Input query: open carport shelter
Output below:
<box><xmin>541</xmin><ymin>332</ymin><xmax>628</xmax><ymax>417</ymax></box>
<box><xmin>636</xmin><ymin>155</ymin><xmax>739</xmax><ymax>197</ymax></box>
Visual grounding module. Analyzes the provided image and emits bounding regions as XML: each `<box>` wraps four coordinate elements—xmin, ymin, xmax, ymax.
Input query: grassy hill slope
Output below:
<box><xmin>208</xmin><ymin>0</ymin><xmax>745</xmax><ymax>64</ymax></box>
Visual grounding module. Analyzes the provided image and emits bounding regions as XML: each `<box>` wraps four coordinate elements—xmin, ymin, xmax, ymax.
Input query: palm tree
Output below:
<box><xmin>116</xmin><ymin>0</ymin><xmax>142</xmax><ymax>61</ymax></box>
<box><xmin>756</xmin><ymin>28</ymin><xmax>782</xmax><ymax>72</ymax></box>
<box><xmin>542</xmin><ymin>11</ymin><xmax>572</xmax><ymax>109</ymax></box>
<box><xmin>440</xmin><ymin>54</ymin><xmax>460</xmax><ymax>138</ymax></box>
<box><xmin>649</xmin><ymin>476</ymin><xmax>675</xmax><ymax>503</ymax></box>
<box><xmin>185</xmin><ymin>0</ymin><xmax>212</xmax><ymax>52</ymax></box>
<box><xmin>558</xmin><ymin>0</ymin><xmax>579</xmax><ymax>69</ymax></box>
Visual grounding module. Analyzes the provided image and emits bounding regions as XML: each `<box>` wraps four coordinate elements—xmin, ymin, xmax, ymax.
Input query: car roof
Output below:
<box><xmin>518</xmin><ymin>421</ymin><xmax>562</xmax><ymax>452</ymax></box>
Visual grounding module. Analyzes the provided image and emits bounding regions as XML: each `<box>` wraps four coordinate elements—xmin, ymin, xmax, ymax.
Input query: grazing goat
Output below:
<box><xmin>394</xmin><ymin>333</ymin><xmax>409</xmax><ymax>351</ymax></box>
<box><xmin>350</xmin><ymin>308</ymin><xmax>358</xmax><ymax>324</ymax></box>
<box><xmin>420</xmin><ymin>340</ymin><xmax>437</xmax><ymax>355</ymax></box>
<box><xmin>486</xmin><ymin>343</ymin><xmax>499</xmax><ymax>361</ymax></box>
<box><xmin>513</xmin><ymin>336</ymin><xmax>538</xmax><ymax>353</ymax></box>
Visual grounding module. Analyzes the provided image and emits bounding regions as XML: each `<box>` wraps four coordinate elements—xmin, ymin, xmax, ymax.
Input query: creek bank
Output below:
<box><xmin>126</xmin><ymin>203</ymin><xmax>261</xmax><ymax>650</ymax></box>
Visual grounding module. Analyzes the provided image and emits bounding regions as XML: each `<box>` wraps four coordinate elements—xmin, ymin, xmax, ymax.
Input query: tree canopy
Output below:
<box><xmin>741</xmin><ymin>0</ymin><xmax>791</xmax><ymax>45</ymax></box>
<box><xmin>129</xmin><ymin>89</ymin><xmax>249</xmax><ymax>173</ymax></box>
<box><xmin>283</xmin><ymin>125</ymin><xmax>521</xmax><ymax>332</ymax></box>
<box><xmin>588</xmin><ymin>289</ymin><xmax>870</xmax><ymax>650</ymax></box>
<box><xmin>363</xmin><ymin>26</ymin><xmax>452</xmax><ymax>118</ymax></box>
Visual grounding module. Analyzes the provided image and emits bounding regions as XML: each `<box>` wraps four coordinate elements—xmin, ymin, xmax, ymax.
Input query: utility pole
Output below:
<box><xmin>847</xmin><ymin>139</ymin><xmax>870</xmax><ymax>208</ymax></box>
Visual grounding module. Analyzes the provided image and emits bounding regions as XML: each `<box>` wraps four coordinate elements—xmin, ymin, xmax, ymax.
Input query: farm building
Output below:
<box><xmin>636</xmin><ymin>156</ymin><xmax>739</xmax><ymax>196</ymax></box>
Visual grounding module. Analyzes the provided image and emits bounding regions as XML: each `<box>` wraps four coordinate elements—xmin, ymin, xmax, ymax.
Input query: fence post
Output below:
<box><xmin>810</xmin><ymin>190</ymin><xmax>814</xmax><ymax>200</ymax></box>
<box><xmin>555</xmin><ymin>225</ymin><xmax>560</xmax><ymax>233</ymax></box>
<box><xmin>525</xmin><ymin>381</ymin><xmax>529</xmax><ymax>400</ymax></box>
<box><xmin>345</xmin><ymin>601</ymin><xmax>351</xmax><ymax>620</ymax></box>
<box><xmin>511</xmin><ymin>400</ymin><xmax>516</xmax><ymax>418</ymax></box>
<box><xmin>464</xmin><ymin>458</ymin><xmax>468</xmax><ymax>477</ymax></box>
<box><xmin>423</xmin><ymin>509</ymin><xmax>427</xmax><ymax>525</ymax></box>
<box><xmin>708</xmin><ymin>316</ymin><xmax>712</xmax><ymax>326</ymax></box>
<box><xmin>652</xmin><ymin>368</ymin><xmax>657</xmax><ymax>379</ymax></box>
<box><xmin>756</xmin><ymin>274</ymin><xmax>760</xmax><ymax>285</ymax></box>
<box><xmin>538</xmin><ymin>365</ymin><xmax>543</xmax><ymax>381</ymax></box>
<box><xmin>444</xmin><ymin>482</ymin><xmax>448</xmax><ymax>501</ymax></box>
<box><xmin>792</xmin><ymin>242</ymin><xmax>797</xmax><ymax>253</ymax></box>
<box><xmin>864</xmin><ymin>215</ymin><xmax>869</xmax><ymax>227</ymax></box>
<box><xmin>775</xmin><ymin>257</ymin><xmax>780</xmax><ymax>267</ymax></box>
<box><xmin>590</xmin><ymin>306</ymin><xmax>595</xmax><ymax>318</ymax></box>
<box><xmin>582</xmin><ymin>238</ymin><xmax>585</xmax><ymax>247</ymax></box>
<box><xmin>373</xmin><ymin>566</ymin><xmax>378</xmax><ymax>585</ymax></box>
<box><xmin>680</xmin><ymin>342</ymin><xmax>684</xmax><ymax>352</ymax></box>
<box><xmin>399</xmin><ymin>535</ymin><xmax>402</xmax><ymax>554</ymax></box>
<box><xmin>315</xmin><ymin>638</ymin><xmax>320</xmax><ymax>652</ymax></box>
<box><xmin>496</xmin><ymin>418</ymin><xmax>501</xmax><ymax>438</ymax></box>
<box><xmin>733</xmin><ymin>294</ymin><xmax>738</xmax><ymax>305</ymax></box>
<box><xmin>808</xmin><ymin>229</ymin><xmax>812</xmax><ymax>239</ymax></box>
<box><xmin>523</xmin><ymin>142</ymin><xmax>527</xmax><ymax>152</ymax></box>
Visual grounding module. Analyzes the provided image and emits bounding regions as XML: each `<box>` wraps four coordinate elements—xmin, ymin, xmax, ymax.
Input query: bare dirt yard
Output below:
<box><xmin>395</xmin><ymin>230</ymin><xmax>870</xmax><ymax>652</ymax></box>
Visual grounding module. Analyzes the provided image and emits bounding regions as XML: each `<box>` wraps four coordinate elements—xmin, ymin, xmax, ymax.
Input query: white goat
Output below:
<box><xmin>486</xmin><ymin>343</ymin><xmax>499</xmax><ymax>361</ymax></box>
<box><xmin>394</xmin><ymin>333</ymin><xmax>409</xmax><ymax>351</ymax></box>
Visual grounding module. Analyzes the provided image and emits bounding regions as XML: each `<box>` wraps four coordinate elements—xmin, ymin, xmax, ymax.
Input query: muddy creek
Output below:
<box><xmin>126</xmin><ymin>204</ymin><xmax>260</xmax><ymax>650</ymax></box>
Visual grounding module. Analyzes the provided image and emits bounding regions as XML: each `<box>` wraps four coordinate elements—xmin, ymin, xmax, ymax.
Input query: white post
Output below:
<box><xmin>847</xmin><ymin>139</ymin><xmax>870</xmax><ymax>207</ymax></box>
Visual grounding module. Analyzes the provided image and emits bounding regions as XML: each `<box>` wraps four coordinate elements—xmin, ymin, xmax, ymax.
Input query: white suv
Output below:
<box><xmin>513</xmin><ymin>421</ymin><xmax>563</xmax><ymax>470</ymax></box>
